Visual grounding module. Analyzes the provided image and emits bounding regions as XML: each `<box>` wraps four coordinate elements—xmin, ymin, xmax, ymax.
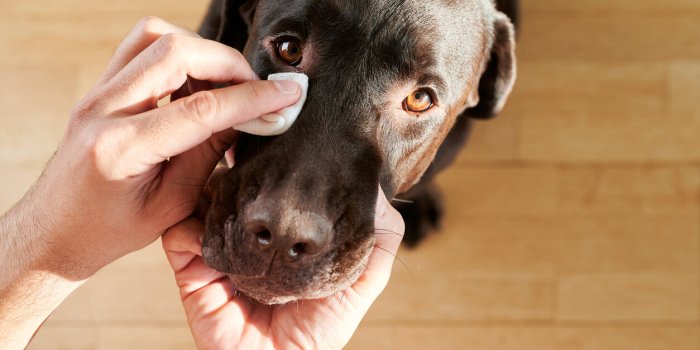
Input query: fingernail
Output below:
<box><xmin>261</xmin><ymin>113</ymin><xmax>284</xmax><ymax>124</ymax></box>
<box><xmin>274</xmin><ymin>80</ymin><xmax>299</xmax><ymax>95</ymax></box>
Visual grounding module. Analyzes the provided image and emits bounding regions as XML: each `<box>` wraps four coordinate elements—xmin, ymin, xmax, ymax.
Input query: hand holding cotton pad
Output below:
<box><xmin>234</xmin><ymin>73</ymin><xmax>309</xmax><ymax>136</ymax></box>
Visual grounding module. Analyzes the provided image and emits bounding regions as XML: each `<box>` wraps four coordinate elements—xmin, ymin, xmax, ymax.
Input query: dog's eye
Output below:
<box><xmin>403</xmin><ymin>89</ymin><xmax>434</xmax><ymax>113</ymax></box>
<box><xmin>277</xmin><ymin>39</ymin><xmax>303</xmax><ymax>66</ymax></box>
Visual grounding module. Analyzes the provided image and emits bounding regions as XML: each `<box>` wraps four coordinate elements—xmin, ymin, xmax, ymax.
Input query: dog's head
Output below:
<box><xmin>202</xmin><ymin>0</ymin><xmax>516</xmax><ymax>304</ymax></box>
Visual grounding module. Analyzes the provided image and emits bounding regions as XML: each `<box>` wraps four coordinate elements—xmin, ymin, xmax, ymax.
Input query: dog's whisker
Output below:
<box><xmin>373</xmin><ymin>245</ymin><xmax>413</xmax><ymax>278</ymax></box>
<box><xmin>375</xmin><ymin>229</ymin><xmax>405</xmax><ymax>241</ymax></box>
<box><xmin>335</xmin><ymin>287</ymin><xmax>347</xmax><ymax>313</ymax></box>
<box><xmin>341</xmin><ymin>289</ymin><xmax>351</xmax><ymax>316</ymax></box>
<box><xmin>374</xmin><ymin>234</ymin><xmax>404</xmax><ymax>242</ymax></box>
<box><xmin>375</xmin><ymin>229</ymin><xmax>405</xmax><ymax>236</ymax></box>
<box><xmin>340</xmin><ymin>274</ymin><xmax>356</xmax><ymax>315</ymax></box>
<box><xmin>391</xmin><ymin>198</ymin><xmax>414</xmax><ymax>204</ymax></box>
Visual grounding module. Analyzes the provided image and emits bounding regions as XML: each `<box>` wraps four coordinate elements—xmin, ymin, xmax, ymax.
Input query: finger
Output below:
<box><xmin>176</xmin><ymin>255</ymin><xmax>228</xmax><ymax>298</ymax></box>
<box><xmin>180</xmin><ymin>273</ymin><xmax>253</xmax><ymax>336</ymax></box>
<box><xmin>162</xmin><ymin>128</ymin><xmax>235</xmax><ymax>190</ymax></box>
<box><xmin>162</xmin><ymin>218</ymin><xmax>205</xmax><ymax>272</ymax></box>
<box><xmin>352</xmin><ymin>189</ymin><xmax>405</xmax><ymax>299</ymax></box>
<box><xmin>160</xmin><ymin>147</ymin><xmax>232</xmax><ymax>223</ymax></box>
<box><xmin>127</xmin><ymin>79</ymin><xmax>301</xmax><ymax>168</ymax></box>
<box><xmin>155</xmin><ymin>76</ymin><xmax>235</xmax><ymax>211</ymax></box>
<box><xmin>369</xmin><ymin>191</ymin><xmax>405</xmax><ymax>274</ymax></box>
<box><xmin>105</xmin><ymin>34</ymin><xmax>258</xmax><ymax>114</ymax></box>
<box><xmin>100</xmin><ymin>17</ymin><xmax>200</xmax><ymax>85</ymax></box>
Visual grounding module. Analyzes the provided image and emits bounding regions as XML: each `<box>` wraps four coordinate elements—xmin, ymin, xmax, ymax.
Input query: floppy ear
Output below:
<box><xmin>199</xmin><ymin>0</ymin><xmax>258</xmax><ymax>50</ymax></box>
<box><xmin>495</xmin><ymin>0</ymin><xmax>520</xmax><ymax>33</ymax></box>
<box><xmin>464</xmin><ymin>12</ymin><xmax>517</xmax><ymax>119</ymax></box>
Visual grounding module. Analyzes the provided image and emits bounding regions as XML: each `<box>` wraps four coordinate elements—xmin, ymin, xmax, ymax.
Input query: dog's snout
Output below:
<box><xmin>209</xmin><ymin>117</ymin><xmax>382</xmax><ymax>303</ymax></box>
<box><xmin>242</xmin><ymin>201</ymin><xmax>332</xmax><ymax>265</ymax></box>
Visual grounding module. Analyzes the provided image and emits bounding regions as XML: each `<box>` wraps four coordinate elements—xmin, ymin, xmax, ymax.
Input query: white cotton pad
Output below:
<box><xmin>233</xmin><ymin>73</ymin><xmax>309</xmax><ymax>136</ymax></box>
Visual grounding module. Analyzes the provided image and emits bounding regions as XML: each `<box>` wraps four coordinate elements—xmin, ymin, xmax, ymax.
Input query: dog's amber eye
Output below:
<box><xmin>277</xmin><ymin>40</ymin><xmax>303</xmax><ymax>66</ymax></box>
<box><xmin>403</xmin><ymin>89</ymin><xmax>434</xmax><ymax>113</ymax></box>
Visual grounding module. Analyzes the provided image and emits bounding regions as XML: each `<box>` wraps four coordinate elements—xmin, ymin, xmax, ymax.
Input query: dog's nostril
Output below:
<box><xmin>287</xmin><ymin>243</ymin><xmax>307</xmax><ymax>259</ymax></box>
<box><xmin>242</xmin><ymin>209</ymin><xmax>332</xmax><ymax>262</ymax></box>
<box><xmin>256</xmin><ymin>230</ymin><xmax>272</xmax><ymax>246</ymax></box>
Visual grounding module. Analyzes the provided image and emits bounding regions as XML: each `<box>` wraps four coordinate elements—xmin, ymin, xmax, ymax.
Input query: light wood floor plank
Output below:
<box><xmin>525</xmin><ymin>0</ymin><xmax>700</xmax><ymax>17</ymax></box>
<box><xmin>1</xmin><ymin>1</ymin><xmax>698</xmax><ymax>349</ymax></box>
<box><xmin>348</xmin><ymin>325</ymin><xmax>700</xmax><ymax>350</ymax></box>
<box><xmin>519</xmin><ymin>17</ymin><xmax>700</xmax><ymax>62</ymax></box>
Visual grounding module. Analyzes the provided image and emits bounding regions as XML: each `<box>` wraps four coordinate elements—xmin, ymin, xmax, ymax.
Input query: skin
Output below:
<box><xmin>0</xmin><ymin>17</ymin><xmax>405</xmax><ymax>349</ymax></box>
<box><xmin>201</xmin><ymin>0</ymin><xmax>515</xmax><ymax>304</ymax></box>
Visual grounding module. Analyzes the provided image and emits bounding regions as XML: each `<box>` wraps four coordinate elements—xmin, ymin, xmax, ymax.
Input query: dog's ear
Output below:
<box><xmin>463</xmin><ymin>12</ymin><xmax>517</xmax><ymax>119</ymax></box>
<box><xmin>199</xmin><ymin>0</ymin><xmax>258</xmax><ymax>50</ymax></box>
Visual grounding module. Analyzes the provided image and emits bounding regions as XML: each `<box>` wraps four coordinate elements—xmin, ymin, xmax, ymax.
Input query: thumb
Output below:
<box><xmin>372</xmin><ymin>190</ymin><xmax>406</xmax><ymax>273</ymax></box>
<box><xmin>129</xmin><ymin>79</ymin><xmax>301</xmax><ymax>170</ymax></box>
<box><xmin>351</xmin><ymin>189</ymin><xmax>405</xmax><ymax>299</ymax></box>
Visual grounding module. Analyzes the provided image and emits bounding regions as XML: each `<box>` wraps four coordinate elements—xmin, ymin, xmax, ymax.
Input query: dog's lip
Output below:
<box><xmin>216</xmin><ymin>225</ymin><xmax>375</xmax><ymax>304</ymax></box>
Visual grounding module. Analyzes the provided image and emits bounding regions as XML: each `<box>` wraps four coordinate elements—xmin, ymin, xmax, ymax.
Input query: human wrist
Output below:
<box><xmin>0</xmin><ymin>197</ymin><xmax>43</xmax><ymax>285</ymax></box>
<box><xmin>0</xmin><ymin>175</ymin><xmax>101</xmax><ymax>281</ymax></box>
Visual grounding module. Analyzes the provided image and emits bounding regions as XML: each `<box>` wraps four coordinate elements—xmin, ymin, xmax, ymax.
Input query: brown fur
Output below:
<box><xmin>200</xmin><ymin>0</ymin><xmax>517</xmax><ymax>304</ymax></box>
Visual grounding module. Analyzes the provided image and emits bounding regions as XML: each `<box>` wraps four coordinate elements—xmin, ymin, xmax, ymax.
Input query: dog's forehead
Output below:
<box><xmin>419</xmin><ymin>0</ymin><xmax>495</xmax><ymax>100</ymax></box>
<box><xmin>255</xmin><ymin>0</ymin><xmax>494</xmax><ymax>103</ymax></box>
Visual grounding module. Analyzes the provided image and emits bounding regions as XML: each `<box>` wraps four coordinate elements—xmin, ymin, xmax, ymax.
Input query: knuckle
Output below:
<box><xmin>229</xmin><ymin>48</ymin><xmax>246</xmax><ymax>63</ymax></box>
<box><xmin>71</xmin><ymin>93</ymin><xmax>101</xmax><ymax>123</ymax></box>
<box><xmin>71</xmin><ymin>99</ymin><xmax>93</xmax><ymax>122</ymax></box>
<box><xmin>86</xmin><ymin>128</ymin><xmax>117</xmax><ymax>176</ymax></box>
<box><xmin>85</xmin><ymin>121</ymin><xmax>135</xmax><ymax>179</ymax></box>
<box><xmin>136</xmin><ymin>16</ymin><xmax>165</xmax><ymax>35</ymax></box>
<box><xmin>182</xmin><ymin>90</ymin><xmax>219</xmax><ymax>123</ymax></box>
<box><xmin>242</xmin><ymin>81</ymin><xmax>265</xmax><ymax>107</ymax></box>
<box><xmin>153</xmin><ymin>33</ymin><xmax>186</xmax><ymax>58</ymax></box>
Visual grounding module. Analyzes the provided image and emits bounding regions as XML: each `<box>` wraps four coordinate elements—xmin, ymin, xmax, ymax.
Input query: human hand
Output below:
<box><xmin>9</xmin><ymin>17</ymin><xmax>302</xmax><ymax>278</ymax></box>
<box><xmin>1</xmin><ymin>17</ymin><xmax>304</xmax><ymax>348</ymax></box>
<box><xmin>162</xmin><ymin>188</ymin><xmax>405</xmax><ymax>350</ymax></box>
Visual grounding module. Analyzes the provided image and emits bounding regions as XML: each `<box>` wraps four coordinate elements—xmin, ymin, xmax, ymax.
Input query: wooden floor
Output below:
<box><xmin>1</xmin><ymin>0</ymin><xmax>699</xmax><ymax>349</ymax></box>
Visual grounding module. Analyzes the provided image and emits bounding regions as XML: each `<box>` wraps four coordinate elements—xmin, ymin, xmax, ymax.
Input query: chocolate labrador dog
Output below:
<box><xmin>199</xmin><ymin>0</ymin><xmax>517</xmax><ymax>304</ymax></box>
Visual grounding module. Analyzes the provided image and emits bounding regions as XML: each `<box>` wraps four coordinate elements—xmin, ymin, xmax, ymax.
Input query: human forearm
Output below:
<box><xmin>0</xmin><ymin>198</ymin><xmax>85</xmax><ymax>349</ymax></box>
<box><xmin>0</xmin><ymin>267</ymin><xmax>82</xmax><ymax>349</ymax></box>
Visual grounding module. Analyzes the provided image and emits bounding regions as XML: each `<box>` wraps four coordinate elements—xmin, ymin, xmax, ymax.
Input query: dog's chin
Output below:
<box><xmin>202</xmin><ymin>205</ymin><xmax>378</xmax><ymax>305</ymax></box>
<box><xmin>223</xmin><ymin>242</ymin><xmax>373</xmax><ymax>305</ymax></box>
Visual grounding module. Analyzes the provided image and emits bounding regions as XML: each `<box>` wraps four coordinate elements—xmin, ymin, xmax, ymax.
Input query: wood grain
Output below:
<box><xmin>0</xmin><ymin>0</ymin><xmax>696</xmax><ymax>349</ymax></box>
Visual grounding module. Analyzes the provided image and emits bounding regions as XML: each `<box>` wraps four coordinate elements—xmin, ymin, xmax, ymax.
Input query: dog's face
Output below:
<box><xmin>203</xmin><ymin>0</ymin><xmax>516</xmax><ymax>304</ymax></box>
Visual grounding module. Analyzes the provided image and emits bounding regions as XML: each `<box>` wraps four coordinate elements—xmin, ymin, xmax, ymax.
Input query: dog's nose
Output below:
<box><xmin>242</xmin><ymin>211</ymin><xmax>332</xmax><ymax>264</ymax></box>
